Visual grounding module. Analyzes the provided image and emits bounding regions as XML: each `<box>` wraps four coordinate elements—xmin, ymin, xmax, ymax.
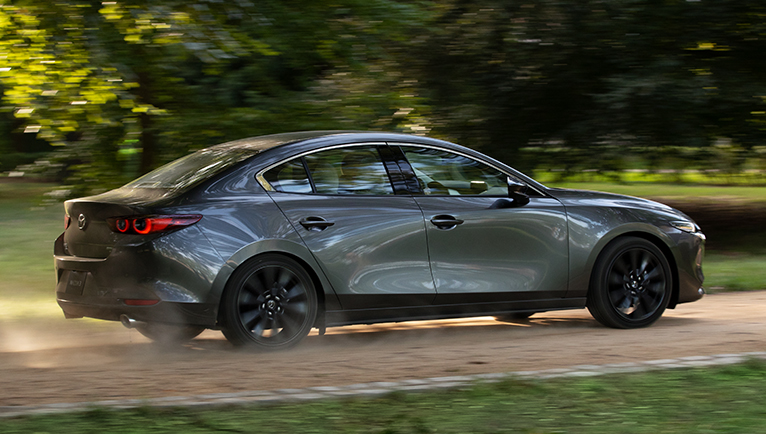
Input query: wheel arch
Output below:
<box><xmin>208</xmin><ymin>240</ymin><xmax>339</xmax><ymax>327</ymax></box>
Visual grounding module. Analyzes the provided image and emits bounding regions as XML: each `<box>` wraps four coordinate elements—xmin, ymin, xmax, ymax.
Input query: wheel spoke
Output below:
<box><xmin>645</xmin><ymin>281</ymin><xmax>665</xmax><ymax>296</ymax></box>
<box><xmin>636</xmin><ymin>252</ymin><xmax>651</xmax><ymax>274</ymax></box>
<box><xmin>629</xmin><ymin>250</ymin><xmax>640</xmax><ymax>274</ymax></box>
<box><xmin>633</xmin><ymin>298</ymin><xmax>649</xmax><ymax>318</ymax></box>
<box><xmin>640</xmin><ymin>291</ymin><xmax>658</xmax><ymax>309</ymax></box>
<box><xmin>643</xmin><ymin>265</ymin><xmax>663</xmax><ymax>281</ymax></box>
<box><xmin>608</xmin><ymin>270</ymin><xmax>626</xmax><ymax>286</ymax></box>
<box><xmin>613</xmin><ymin>255</ymin><xmax>630</xmax><ymax>276</ymax></box>
<box><xmin>243</xmin><ymin>275</ymin><xmax>266</xmax><ymax>297</ymax></box>
<box><xmin>285</xmin><ymin>283</ymin><xmax>307</xmax><ymax>301</ymax></box>
<box><xmin>279</xmin><ymin>312</ymin><xmax>300</xmax><ymax>335</ymax></box>
<box><xmin>277</xmin><ymin>268</ymin><xmax>294</xmax><ymax>288</ymax></box>
<box><xmin>284</xmin><ymin>300</ymin><xmax>308</xmax><ymax>317</ymax></box>
<box><xmin>252</xmin><ymin>316</ymin><xmax>271</xmax><ymax>336</ymax></box>
<box><xmin>242</xmin><ymin>309</ymin><xmax>262</xmax><ymax>331</ymax></box>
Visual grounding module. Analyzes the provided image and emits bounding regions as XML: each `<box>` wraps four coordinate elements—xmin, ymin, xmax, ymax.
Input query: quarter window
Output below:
<box><xmin>261</xmin><ymin>158</ymin><xmax>312</xmax><ymax>194</ymax></box>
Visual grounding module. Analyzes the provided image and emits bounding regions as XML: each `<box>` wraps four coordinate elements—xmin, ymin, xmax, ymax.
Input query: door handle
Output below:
<box><xmin>299</xmin><ymin>217</ymin><xmax>335</xmax><ymax>231</ymax></box>
<box><xmin>430</xmin><ymin>215</ymin><xmax>464</xmax><ymax>229</ymax></box>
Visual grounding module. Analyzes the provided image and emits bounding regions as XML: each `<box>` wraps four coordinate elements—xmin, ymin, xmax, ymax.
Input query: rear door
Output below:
<box><xmin>396</xmin><ymin>145</ymin><xmax>570</xmax><ymax>305</ymax></box>
<box><xmin>260</xmin><ymin>143</ymin><xmax>435</xmax><ymax>309</ymax></box>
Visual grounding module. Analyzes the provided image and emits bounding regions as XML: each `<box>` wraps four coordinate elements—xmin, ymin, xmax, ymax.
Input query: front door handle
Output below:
<box><xmin>299</xmin><ymin>216</ymin><xmax>335</xmax><ymax>231</ymax></box>
<box><xmin>430</xmin><ymin>215</ymin><xmax>464</xmax><ymax>229</ymax></box>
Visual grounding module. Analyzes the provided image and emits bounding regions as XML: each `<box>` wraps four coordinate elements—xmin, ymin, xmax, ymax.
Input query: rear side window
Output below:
<box><xmin>126</xmin><ymin>149</ymin><xmax>256</xmax><ymax>190</ymax></box>
<box><xmin>261</xmin><ymin>145</ymin><xmax>395</xmax><ymax>195</ymax></box>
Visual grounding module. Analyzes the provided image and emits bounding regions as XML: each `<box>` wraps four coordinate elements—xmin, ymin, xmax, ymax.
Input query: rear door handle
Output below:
<box><xmin>299</xmin><ymin>216</ymin><xmax>335</xmax><ymax>231</ymax></box>
<box><xmin>430</xmin><ymin>215</ymin><xmax>464</xmax><ymax>229</ymax></box>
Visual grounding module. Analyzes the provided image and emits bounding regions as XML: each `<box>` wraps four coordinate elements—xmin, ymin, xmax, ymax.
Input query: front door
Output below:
<box><xmin>399</xmin><ymin>145</ymin><xmax>569</xmax><ymax>305</ymax></box>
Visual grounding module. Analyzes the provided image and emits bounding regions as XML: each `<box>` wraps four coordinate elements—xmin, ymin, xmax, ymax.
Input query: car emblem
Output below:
<box><xmin>77</xmin><ymin>213</ymin><xmax>87</xmax><ymax>230</ymax></box>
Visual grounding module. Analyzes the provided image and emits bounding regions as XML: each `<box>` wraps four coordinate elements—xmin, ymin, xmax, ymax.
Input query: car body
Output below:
<box><xmin>54</xmin><ymin>131</ymin><xmax>705</xmax><ymax>348</ymax></box>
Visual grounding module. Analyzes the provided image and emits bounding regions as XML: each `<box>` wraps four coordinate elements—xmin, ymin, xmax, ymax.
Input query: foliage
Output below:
<box><xmin>0</xmin><ymin>1</ymin><xmax>430</xmax><ymax>191</ymax></box>
<box><xmin>1</xmin><ymin>1</ymin><xmax>766</xmax><ymax>189</ymax></box>
<box><xmin>413</xmin><ymin>1</ymin><xmax>766</xmax><ymax>172</ymax></box>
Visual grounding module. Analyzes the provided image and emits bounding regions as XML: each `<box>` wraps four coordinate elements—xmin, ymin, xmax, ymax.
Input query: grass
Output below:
<box><xmin>704</xmin><ymin>253</ymin><xmax>766</xmax><ymax>292</ymax></box>
<box><xmin>0</xmin><ymin>182</ymin><xmax>64</xmax><ymax>319</ymax></box>
<box><xmin>2</xmin><ymin>359</ymin><xmax>766</xmax><ymax>433</ymax></box>
<box><xmin>541</xmin><ymin>180</ymin><xmax>766</xmax><ymax>203</ymax></box>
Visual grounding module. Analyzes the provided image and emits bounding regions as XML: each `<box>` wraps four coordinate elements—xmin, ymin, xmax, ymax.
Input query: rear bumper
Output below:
<box><xmin>54</xmin><ymin>232</ymin><xmax>221</xmax><ymax>327</ymax></box>
<box><xmin>56</xmin><ymin>297</ymin><xmax>217</xmax><ymax>327</ymax></box>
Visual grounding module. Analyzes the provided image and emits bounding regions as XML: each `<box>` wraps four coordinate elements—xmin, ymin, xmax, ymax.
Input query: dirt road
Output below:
<box><xmin>1</xmin><ymin>291</ymin><xmax>765</xmax><ymax>407</ymax></box>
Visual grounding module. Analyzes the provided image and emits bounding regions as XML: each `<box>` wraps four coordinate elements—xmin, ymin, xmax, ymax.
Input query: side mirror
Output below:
<box><xmin>507</xmin><ymin>177</ymin><xmax>530</xmax><ymax>206</ymax></box>
<box><xmin>489</xmin><ymin>178</ymin><xmax>530</xmax><ymax>209</ymax></box>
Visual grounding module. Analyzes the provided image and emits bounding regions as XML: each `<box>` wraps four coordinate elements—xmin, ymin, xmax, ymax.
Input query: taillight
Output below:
<box><xmin>65</xmin><ymin>215</ymin><xmax>71</xmax><ymax>230</ymax></box>
<box><xmin>107</xmin><ymin>215</ymin><xmax>202</xmax><ymax>235</ymax></box>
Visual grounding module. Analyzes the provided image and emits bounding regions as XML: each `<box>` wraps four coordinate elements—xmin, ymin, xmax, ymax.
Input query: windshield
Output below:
<box><xmin>125</xmin><ymin>148</ymin><xmax>257</xmax><ymax>190</ymax></box>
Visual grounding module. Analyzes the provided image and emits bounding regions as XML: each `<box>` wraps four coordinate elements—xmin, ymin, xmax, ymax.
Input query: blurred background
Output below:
<box><xmin>1</xmin><ymin>2</ymin><xmax>766</xmax><ymax>431</ymax></box>
<box><xmin>1</xmin><ymin>3</ymin><xmax>765</xmax><ymax>320</ymax></box>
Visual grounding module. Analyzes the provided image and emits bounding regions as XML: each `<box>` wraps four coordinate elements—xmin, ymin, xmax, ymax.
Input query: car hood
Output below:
<box><xmin>546</xmin><ymin>187</ymin><xmax>692</xmax><ymax>220</ymax></box>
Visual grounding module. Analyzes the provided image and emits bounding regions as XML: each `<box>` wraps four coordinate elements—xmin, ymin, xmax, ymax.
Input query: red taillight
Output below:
<box><xmin>115</xmin><ymin>218</ymin><xmax>130</xmax><ymax>233</ymax></box>
<box><xmin>107</xmin><ymin>215</ymin><xmax>202</xmax><ymax>235</ymax></box>
<box><xmin>65</xmin><ymin>215</ymin><xmax>71</xmax><ymax>230</ymax></box>
<box><xmin>123</xmin><ymin>299</ymin><xmax>160</xmax><ymax>306</ymax></box>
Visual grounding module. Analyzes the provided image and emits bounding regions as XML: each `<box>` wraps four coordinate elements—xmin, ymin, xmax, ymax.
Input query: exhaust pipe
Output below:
<box><xmin>120</xmin><ymin>314</ymin><xmax>145</xmax><ymax>329</ymax></box>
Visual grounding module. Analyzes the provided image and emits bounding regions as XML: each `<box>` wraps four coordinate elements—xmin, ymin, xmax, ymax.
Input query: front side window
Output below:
<box><xmin>261</xmin><ymin>145</ymin><xmax>395</xmax><ymax>195</ymax></box>
<box><xmin>402</xmin><ymin>146</ymin><xmax>511</xmax><ymax>196</ymax></box>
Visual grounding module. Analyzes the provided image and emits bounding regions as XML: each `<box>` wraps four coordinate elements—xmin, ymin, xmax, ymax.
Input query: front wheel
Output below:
<box><xmin>219</xmin><ymin>254</ymin><xmax>318</xmax><ymax>349</ymax></box>
<box><xmin>587</xmin><ymin>237</ymin><xmax>672</xmax><ymax>329</ymax></box>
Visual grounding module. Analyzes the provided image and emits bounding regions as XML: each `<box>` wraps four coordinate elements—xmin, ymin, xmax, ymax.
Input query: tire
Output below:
<box><xmin>219</xmin><ymin>254</ymin><xmax>318</xmax><ymax>349</ymax></box>
<box><xmin>134</xmin><ymin>323</ymin><xmax>205</xmax><ymax>344</ymax></box>
<box><xmin>587</xmin><ymin>237</ymin><xmax>672</xmax><ymax>329</ymax></box>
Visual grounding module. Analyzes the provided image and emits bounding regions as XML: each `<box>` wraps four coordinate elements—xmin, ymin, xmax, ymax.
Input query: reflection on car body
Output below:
<box><xmin>54</xmin><ymin>131</ymin><xmax>705</xmax><ymax>349</ymax></box>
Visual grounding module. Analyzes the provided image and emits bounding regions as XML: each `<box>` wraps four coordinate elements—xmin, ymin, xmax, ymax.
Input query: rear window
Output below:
<box><xmin>125</xmin><ymin>149</ymin><xmax>256</xmax><ymax>190</ymax></box>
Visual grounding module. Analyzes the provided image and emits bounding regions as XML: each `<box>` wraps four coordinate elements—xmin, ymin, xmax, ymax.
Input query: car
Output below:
<box><xmin>54</xmin><ymin>131</ymin><xmax>705</xmax><ymax>348</ymax></box>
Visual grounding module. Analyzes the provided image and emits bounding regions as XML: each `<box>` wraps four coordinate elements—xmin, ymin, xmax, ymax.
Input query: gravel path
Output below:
<box><xmin>1</xmin><ymin>291</ymin><xmax>764</xmax><ymax>412</ymax></box>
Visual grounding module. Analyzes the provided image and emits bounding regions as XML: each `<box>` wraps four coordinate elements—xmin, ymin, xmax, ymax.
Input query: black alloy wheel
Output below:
<box><xmin>587</xmin><ymin>237</ymin><xmax>672</xmax><ymax>329</ymax></box>
<box><xmin>220</xmin><ymin>254</ymin><xmax>317</xmax><ymax>349</ymax></box>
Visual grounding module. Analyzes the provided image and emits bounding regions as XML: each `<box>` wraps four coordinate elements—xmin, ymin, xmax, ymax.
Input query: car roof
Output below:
<box><xmin>207</xmin><ymin>131</ymin><xmax>451</xmax><ymax>153</ymax></box>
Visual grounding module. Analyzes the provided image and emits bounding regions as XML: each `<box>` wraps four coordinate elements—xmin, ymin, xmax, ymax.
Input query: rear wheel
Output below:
<box><xmin>220</xmin><ymin>254</ymin><xmax>317</xmax><ymax>349</ymax></box>
<box><xmin>587</xmin><ymin>237</ymin><xmax>672</xmax><ymax>329</ymax></box>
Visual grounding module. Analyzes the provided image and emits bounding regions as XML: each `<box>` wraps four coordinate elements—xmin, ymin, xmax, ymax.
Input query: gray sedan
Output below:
<box><xmin>54</xmin><ymin>131</ymin><xmax>705</xmax><ymax>348</ymax></box>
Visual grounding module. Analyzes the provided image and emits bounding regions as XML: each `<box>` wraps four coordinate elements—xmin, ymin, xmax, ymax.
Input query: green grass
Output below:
<box><xmin>3</xmin><ymin>359</ymin><xmax>766</xmax><ymax>433</ymax></box>
<box><xmin>0</xmin><ymin>182</ymin><xmax>64</xmax><ymax>319</ymax></box>
<box><xmin>704</xmin><ymin>253</ymin><xmax>766</xmax><ymax>292</ymax></box>
<box><xmin>534</xmin><ymin>168</ymin><xmax>766</xmax><ymax>187</ymax></box>
<box><xmin>542</xmin><ymin>180</ymin><xmax>766</xmax><ymax>203</ymax></box>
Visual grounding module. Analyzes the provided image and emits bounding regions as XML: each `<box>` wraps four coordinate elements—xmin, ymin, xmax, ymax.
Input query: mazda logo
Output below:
<box><xmin>77</xmin><ymin>213</ymin><xmax>87</xmax><ymax>230</ymax></box>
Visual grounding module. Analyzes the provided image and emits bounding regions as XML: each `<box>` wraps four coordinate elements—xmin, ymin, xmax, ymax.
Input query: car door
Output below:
<box><xmin>260</xmin><ymin>143</ymin><xmax>436</xmax><ymax>309</ymax></box>
<box><xmin>396</xmin><ymin>144</ymin><xmax>569</xmax><ymax>305</ymax></box>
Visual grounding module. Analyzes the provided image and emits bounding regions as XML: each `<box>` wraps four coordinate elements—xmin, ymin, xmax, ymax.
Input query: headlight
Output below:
<box><xmin>670</xmin><ymin>220</ymin><xmax>700</xmax><ymax>234</ymax></box>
